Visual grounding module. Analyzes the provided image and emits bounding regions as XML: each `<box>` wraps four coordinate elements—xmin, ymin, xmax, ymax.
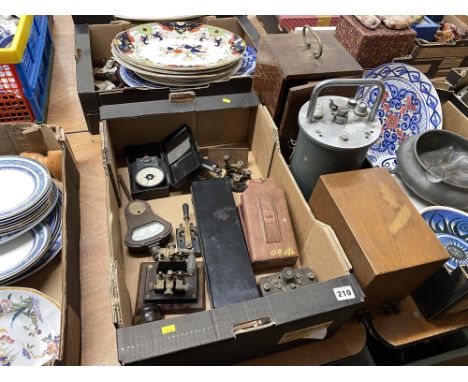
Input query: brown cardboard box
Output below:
<box><xmin>252</xmin><ymin>31</ymin><xmax>363</xmax><ymax>123</ymax></box>
<box><xmin>99</xmin><ymin>93</ymin><xmax>365</xmax><ymax>365</ymax></box>
<box><xmin>443</xmin><ymin>100</ymin><xmax>468</xmax><ymax>138</ymax></box>
<box><xmin>309</xmin><ymin>168</ymin><xmax>449</xmax><ymax>309</ymax></box>
<box><xmin>335</xmin><ymin>16</ymin><xmax>416</xmax><ymax>69</ymax></box>
<box><xmin>0</xmin><ymin>124</ymin><xmax>81</xmax><ymax>365</ymax></box>
<box><xmin>75</xmin><ymin>17</ymin><xmax>256</xmax><ymax>134</ymax></box>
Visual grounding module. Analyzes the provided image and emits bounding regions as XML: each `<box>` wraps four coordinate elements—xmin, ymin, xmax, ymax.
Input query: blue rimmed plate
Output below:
<box><xmin>356</xmin><ymin>63</ymin><xmax>443</xmax><ymax>170</ymax></box>
<box><xmin>0</xmin><ymin>157</ymin><xmax>52</xmax><ymax>221</ymax></box>
<box><xmin>6</xmin><ymin>193</ymin><xmax>63</xmax><ymax>284</ymax></box>
<box><xmin>0</xmin><ymin>184</ymin><xmax>60</xmax><ymax>245</ymax></box>
<box><xmin>0</xmin><ymin>223</ymin><xmax>50</xmax><ymax>283</ymax></box>
<box><xmin>421</xmin><ymin>206</ymin><xmax>467</xmax><ymax>270</ymax></box>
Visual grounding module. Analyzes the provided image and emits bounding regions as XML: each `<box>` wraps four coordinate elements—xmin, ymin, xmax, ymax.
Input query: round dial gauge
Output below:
<box><xmin>135</xmin><ymin>167</ymin><xmax>165</xmax><ymax>188</ymax></box>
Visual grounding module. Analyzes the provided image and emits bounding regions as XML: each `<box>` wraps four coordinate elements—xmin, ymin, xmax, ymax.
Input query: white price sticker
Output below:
<box><xmin>333</xmin><ymin>286</ymin><xmax>355</xmax><ymax>301</ymax></box>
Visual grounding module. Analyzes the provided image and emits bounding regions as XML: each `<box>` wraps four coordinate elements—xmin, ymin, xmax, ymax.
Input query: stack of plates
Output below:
<box><xmin>112</xmin><ymin>21</ymin><xmax>255</xmax><ymax>88</ymax></box>
<box><xmin>0</xmin><ymin>156</ymin><xmax>62</xmax><ymax>285</ymax></box>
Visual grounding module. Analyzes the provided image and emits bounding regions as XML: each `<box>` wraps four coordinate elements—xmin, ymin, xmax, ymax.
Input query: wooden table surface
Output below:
<box><xmin>45</xmin><ymin>15</ymin><xmax>467</xmax><ymax>366</ymax></box>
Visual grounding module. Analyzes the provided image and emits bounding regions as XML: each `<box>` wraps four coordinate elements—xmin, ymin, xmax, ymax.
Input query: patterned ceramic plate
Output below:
<box><xmin>0</xmin><ymin>287</ymin><xmax>61</xmax><ymax>365</ymax></box>
<box><xmin>0</xmin><ymin>223</ymin><xmax>50</xmax><ymax>283</ymax></box>
<box><xmin>356</xmin><ymin>63</ymin><xmax>443</xmax><ymax>170</ymax></box>
<box><xmin>112</xmin><ymin>21</ymin><xmax>246</xmax><ymax>72</ymax></box>
<box><xmin>0</xmin><ymin>157</ymin><xmax>52</xmax><ymax>221</ymax></box>
<box><xmin>236</xmin><ymin>45</ymin><xmax>256</xmax><ymax>76</ymax></box>
<box><xmin>421</xmin><ymin>206</ymin><xmax>467</xmax><ymax>270</ymax></box>
<box><xmin>114</xmin><ymin>15</ymin><xmax>203</xmax><ymax>22</ymax></box>
<box><xmin>3</xmin><ymin>192</ymin><xmax>63</xmax><ymax>285</ymax></box>
<box><xmin>0</xmin><ymin>183</ymin><xmax>59</xmax><ymax>244</ymax></box>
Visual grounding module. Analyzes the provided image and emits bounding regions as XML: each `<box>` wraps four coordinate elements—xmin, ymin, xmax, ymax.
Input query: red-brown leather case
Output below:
<box><xmin>239</xmin><ymin>178</ymin><xmax>299</xmax><ymax>270</ymax></box>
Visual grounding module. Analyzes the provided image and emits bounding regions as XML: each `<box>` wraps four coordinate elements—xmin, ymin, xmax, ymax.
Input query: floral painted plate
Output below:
<box><xmin>112</xmin><ymin>21</ymin><xmax>246</xmax><ymax>72</ymax></box>
<box><xmin>356</xmin><ymin>63</ymin><xmax>443</xmax><ymax>170</ymax></box>
<box><xmin>0</xmin><ymin>287</ymin><xmax>61</xmax><ymax>365</ymax></box>
<box><xmin>421</xmin><ymin>206</ymin><xmax>467</xmax><ymax>270</ymax></box>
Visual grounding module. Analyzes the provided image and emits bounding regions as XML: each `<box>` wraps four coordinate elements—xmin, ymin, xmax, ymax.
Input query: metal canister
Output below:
<box><xmin>290</xmin><ymin>78</ymin><xmax>385</xmax><ymax>199</ymax></box>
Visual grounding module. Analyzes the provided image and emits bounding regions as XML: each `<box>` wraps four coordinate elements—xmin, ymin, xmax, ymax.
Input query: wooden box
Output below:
<box><xmin>309</xmin><ymin>168</ymin><xmax>449</xmax><ymax>309</ymax></box>
<box><xmin>335</xmin><ymin>16</ymin><xmax>416</xmax><ymax>69</ymax></box>
<box><xmin>252</xmin><ymin>31</ymin><xmax>363</xmax><ymax>123</ymax></box>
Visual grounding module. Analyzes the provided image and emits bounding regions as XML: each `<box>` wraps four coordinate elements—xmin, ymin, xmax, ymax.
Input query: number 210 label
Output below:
<box><xmin>333</xmin><ymin>286</ymin><xmax>355</xmax><ymax>301</ymax></box>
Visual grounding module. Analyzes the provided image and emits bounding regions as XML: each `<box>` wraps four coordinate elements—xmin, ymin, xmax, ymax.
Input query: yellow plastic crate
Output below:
<box><xmin>0</xmin><ymin>16</ymin><xmax>33</xmax><ymax>64</ymax></box>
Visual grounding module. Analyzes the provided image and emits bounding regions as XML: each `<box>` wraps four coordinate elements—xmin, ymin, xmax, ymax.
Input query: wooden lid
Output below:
<box><xmin>261</xmin><ymin>31</ymin><xmax>363</xmax><ymax>79</ymax></box>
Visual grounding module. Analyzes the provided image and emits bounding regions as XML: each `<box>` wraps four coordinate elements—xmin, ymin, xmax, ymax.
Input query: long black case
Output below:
<box><xmin>191</xmin><ymin>178</ymin><xmax>260</xmax><ymax>308</ymax></box>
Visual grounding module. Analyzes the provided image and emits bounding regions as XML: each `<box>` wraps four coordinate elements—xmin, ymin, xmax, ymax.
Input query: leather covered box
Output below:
<box><xmin>335</xmin><ymin>16</ymin><xmax>416</xmax><ymax>69</ymax></box>
<box><xmin>277</xmin><ymin>16</ymin><xmax>340</xmax><ymax>32</ymax></box>
<box><xmin>309</xmin><ymin>168</ymin><xmax>449</xmax><ymax>309</ymax></box>
<box><xmin>239</xmin><ymin>178</ymin><xmax>299</xmax><ymax>270</ymax></box>
<box><xmin>252</xmin><ymin>31</ymin><xmax>363</xmax><ymax>123</ymax></box>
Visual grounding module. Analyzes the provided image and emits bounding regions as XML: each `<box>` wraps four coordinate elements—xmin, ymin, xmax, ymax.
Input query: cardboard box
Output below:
<box><xmin>100</xmin><ymin>93</ymin><xmax>365</xmax><ymax>365</ymax></box>
<box><xmin>309</xmin><ymin>168</ymin><xmax>449</xmax><ymax>309</ymax></box>
<box><xmin>0</xmin><ymin>123</ymin><xmax>81</xmax><ymax>365</ymax></box>
<box><xmin>75</xmin><ymin>16</ymin><xmax>257</xmax><ymax>134</ymax></box>
<box><xmin>335</xmin><ymin>16</ymin><xmax>416</xmax><ymax>69</ymax></box>
<box><xmin>252</xmin><ymin>31</ymin><xmax>363</xmax><ymax>123</ymax></box>
<box><xmin>394</xmin><ymin>16</ymin><xmax>468</xmax><ymax>78</ymax></box>
<box><xmin>442</xmin><ymin>100</ymin><xmax>468</xmax><ymax>138</ymax></box>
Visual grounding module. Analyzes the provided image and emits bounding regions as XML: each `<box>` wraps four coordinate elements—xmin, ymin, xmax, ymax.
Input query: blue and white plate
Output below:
<box><xmin>0</xmin><ymin>223</ymin><xmax>50</xmax><ymax>283</ymax></box>
<box><xmin>119</xmin><ymin>65</ymin><xmax>167</xmax><ymax>89</ymax></box>
<box><xmin>0</xmin><ymin>184</ymin><xmax>60</xmax><ymax>245</ymax></box>
<box><xmin>235</xmin><ymin>45</ymin><xmax>256</xmax><ymax>76</ymax></box>
<box><xmin>421</xmin><ymin>206</ymin><xmax>467</xmax><ymax>270</ymax></box>
<box><xmin>356</xmin><ymin>63</ymin><xmax>443</xmax><ymax>170</ymax></box>
<box><xmin>0</xmin><ymin>157</ymin><xmax>52</xmax><ymax>221</ymax></box>
<box><xmin>4</xmin><ymin>194</ymin><xmax>62</xmax><ymax>285</ymax></box>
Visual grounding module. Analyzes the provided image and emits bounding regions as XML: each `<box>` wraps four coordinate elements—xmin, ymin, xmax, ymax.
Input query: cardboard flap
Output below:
<box><xmin>100</xmin><ymin>93</ymin><xmax>260</xmax><ymax>121</ymax></box>
<box><xmin>74</xmin><ymin>24</ymin><xmax>95</xmax><ymax>94</ymax></box>
<box><xmin>106</xmin><ymin>174</ymin><xmax>133</xmax><ymax>327</ymax></box>
<box><xmin>100</xmin><ymin>122</ymin><xmax>121</xmax><ymax>205</ymax></box>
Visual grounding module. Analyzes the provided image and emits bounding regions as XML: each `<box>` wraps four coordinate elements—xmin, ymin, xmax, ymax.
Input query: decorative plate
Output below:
<box><xmin>6</xmin><ymin>192</ymin><xmax>63</xmax><ymax>284</ymax></box>
<box><xmin>235</xmin><ymin>45</ymin><xmax>256</xmax><ymax>76</ymax></box>
<box><xmin>421</xmin><ymin>206</ymin><xmax>467</xmax><ymax>270</ymax></box>
<box><xmin>114</xmin><ymin>15</ymin><xmax>203</xmax><ymax>22</ymax></box>
<box><xmin>356</xmin><ymin>63</ymin><xmax>443</xmax><ymax>170</ymax></box>
<box><xmin>119</xmin><ymin>65</ymin><xmax>166</xmax><ymax>89</ymax></box>
<box><xmin>0</xmin><ymin>287</ymin><xmax>61</xmax><ymax>366</ymax></box>
<box><xmin>0</xmin><ymin>183</ymin><xmax>59</xmax><ymax>244</ymax></box>
<box><xmin>112</xmin><ymin>21</ymin><xmax>246</xmax><ymax>72</ymax></box>
<box><xmin>0</xmin><ymin>157</ymin><xmax>51</xmax><ymax>221</ymax></box>
<box><xmin>0</xmin><ymin>223</ymin><xmax>50</xmax><ymax>283</ymax></box>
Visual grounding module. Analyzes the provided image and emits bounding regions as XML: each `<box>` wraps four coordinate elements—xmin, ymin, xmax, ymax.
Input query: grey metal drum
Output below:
<box><xmin>290</xmin><ymin>78</ymin><xmax>385</xmax><ymax>199</ymax></box>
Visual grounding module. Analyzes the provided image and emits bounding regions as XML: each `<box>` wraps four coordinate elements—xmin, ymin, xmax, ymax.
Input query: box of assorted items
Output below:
<box><xmin>0</xmin><ymin>123</ymin><xmax>80</xmax><ymax>365</ymax></box>
<box><xmin>280</xmin><ymin>73</ymin><xmax>456</xmax><ymax>309</ymax></box>
<box><xmin>409</xmin><ymin>99</ymin><xmax>468</xmax><ymax>320</ymax></box>
<box><xmin>394</xmin><ymin>16</ymin><xmax>468</xmax><ymax>78</ymax></box>
<box><xmin>99</xmin><ymin>92</ymin><xmax>365</xmax><ymax>365</ymax></box>
<box><xmin>75</xmin><ymin>16</ymin><xmax>258</xmax><ymax>134</ymax></box>
<box><xmin>252</xmin><ymin>29</ymin><xmax>363</xmax><ymax>124</ymax></box>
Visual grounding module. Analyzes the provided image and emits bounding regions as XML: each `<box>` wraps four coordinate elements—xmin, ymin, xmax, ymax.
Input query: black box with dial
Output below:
<box><xmin>126</xmin><ymin>124</ymin><xmax>202</xmax><ymax>200</ymax></box>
